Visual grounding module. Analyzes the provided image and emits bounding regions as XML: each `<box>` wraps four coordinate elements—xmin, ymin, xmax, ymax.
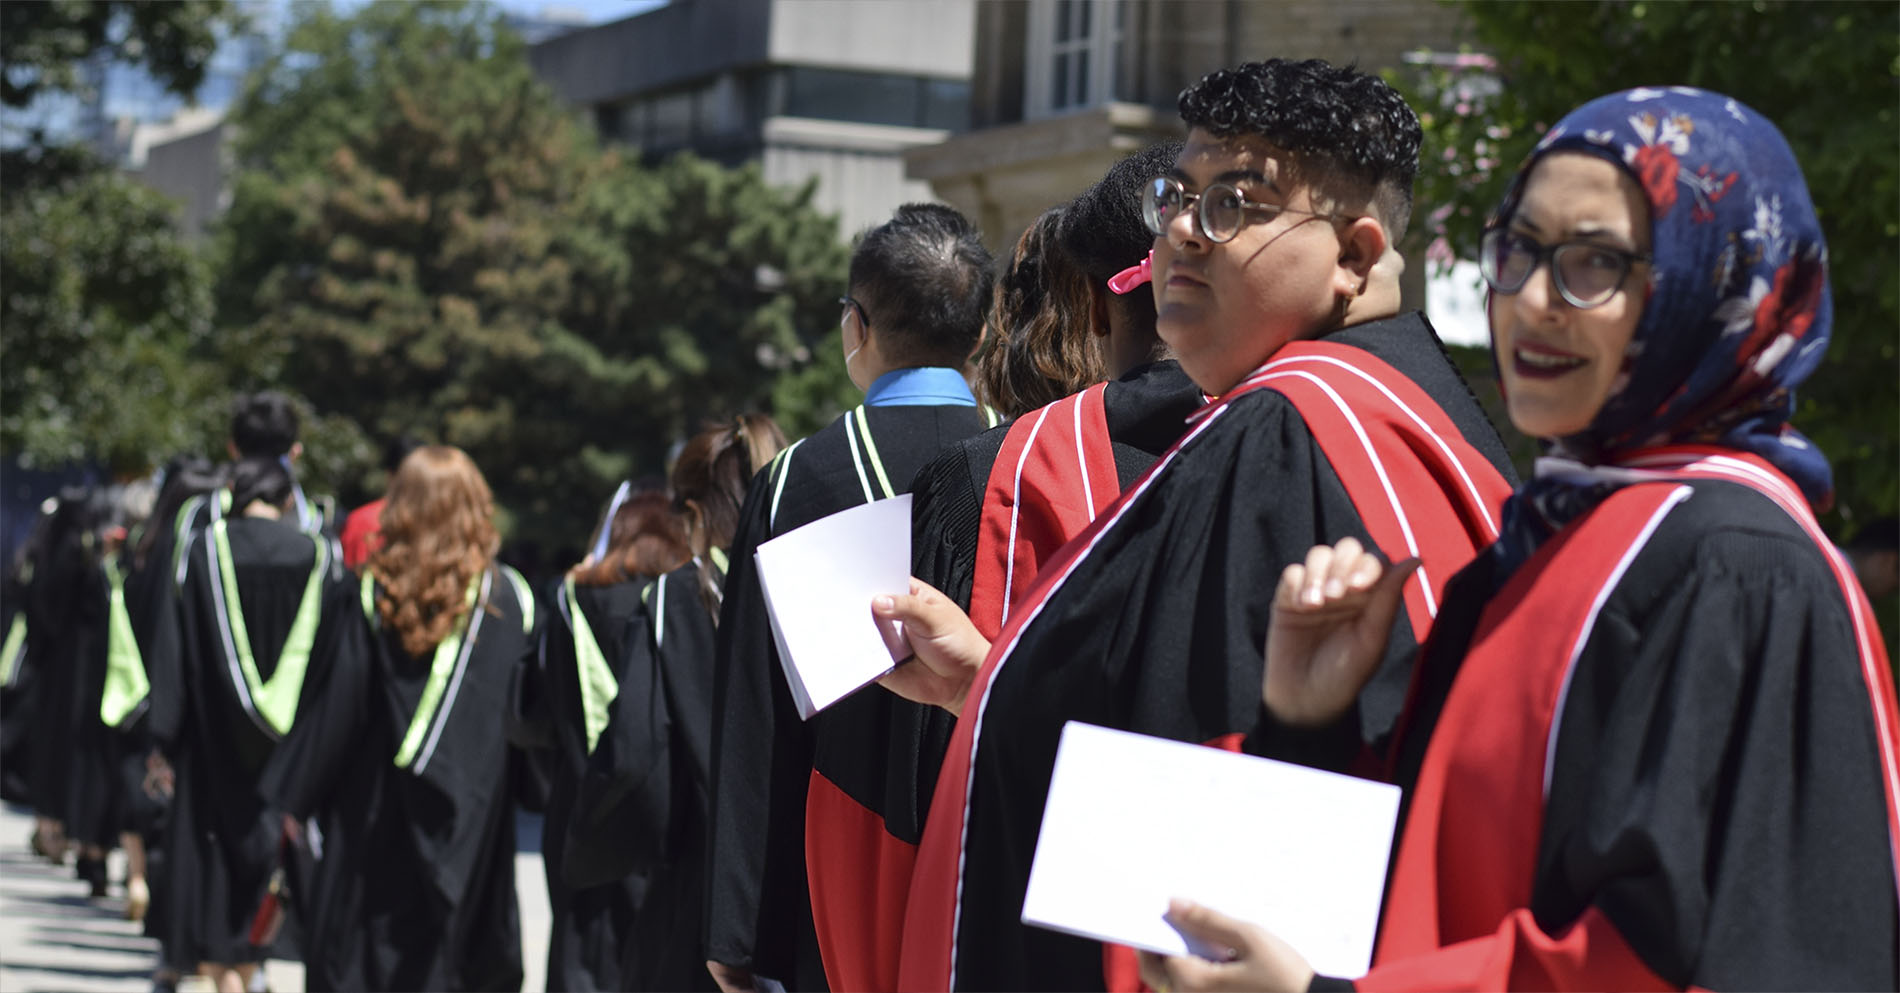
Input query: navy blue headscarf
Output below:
<box><xmin>1492</xmin><ymin>88</ymin><xmax>1833</xmax><ymax>568</ymax></box>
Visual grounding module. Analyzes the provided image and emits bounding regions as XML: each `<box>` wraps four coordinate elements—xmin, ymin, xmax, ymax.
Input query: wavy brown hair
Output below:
<box><xmin>974</xmin><ymin>206</ymin><xmax>1105</xmax><ymax>416</ymax></box>
<box><xmin>672</xmin><ymin>414</ymin><xmax>788</xmax><ymax>618</ymax></box>
<box><xmin>568</xmin><ymin>488</ymin><xmax>690</xmax><ymax>587</ymax></box>
<box><xmin>367</xmin><ymin>446</ymin><xmax>500</xmax><ymax>657</ymax></box>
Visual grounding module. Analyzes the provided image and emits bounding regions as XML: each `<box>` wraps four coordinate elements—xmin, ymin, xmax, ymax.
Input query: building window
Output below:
<box><xmin>1025</xmin><ymin>0</ymin><xmax>1128</xmax><ymax>119</ymax></box>
<box><xmin>779</xmin><ymin>68</ymin><xmax>970</xmax><ymax>132</ymax></box>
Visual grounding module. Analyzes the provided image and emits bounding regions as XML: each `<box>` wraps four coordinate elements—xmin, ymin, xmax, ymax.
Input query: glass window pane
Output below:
<box><xmin>786</xmin><ymin>67</ymin><xmax>919</xmax><ymax>127</ymax></box>
<box><xmin>1075</xmin><ymin>49</ymin><xmax>1089</xmax><ymax>105</ymax></box>
<box><xmin>649</xmin><ymin>90</ymin><xmax>693</xmax><ymax>147</ymax></box>
<box><xmin>1077</xmin><ymin>0</ymin><xmax>1092</xmax><ymax>39</ymax></box>
<box><xmin>922</xmin><ymin>78</ymin><xmax>971</xmax><ymax>131</ymax></box>
<box><xmin>1053</xmin><ymin>51</ymin><xmax>1071</xmax><ymax>108</ymax></box>
<box><xmin>1056</xmin><ymin>0</ymin><xmax>1073</xmax><ymax>42</ymax></box>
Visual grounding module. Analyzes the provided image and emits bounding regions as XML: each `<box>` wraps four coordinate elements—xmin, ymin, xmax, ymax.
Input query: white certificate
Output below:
<box><xmin>1022</xmin><ymin>721</ymin><xmax>1401</xmax><ymax>979</ymax></box>
<box><xmin>754</xmin><ymin>494</ymin><xmax>913</xmax><ymax>720</ymax></box>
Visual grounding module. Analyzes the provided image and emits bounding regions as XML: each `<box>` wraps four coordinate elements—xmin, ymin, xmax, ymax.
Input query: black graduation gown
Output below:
<box><xmin>1</xmin><ymin>518</ymin><xmax>45</xmax><ymax>806</ymax></box>
<box><xmin>152</xmin><ymin>514</ymin><xmax>355</xmax><ymax>965</ymax></box>
<box><xmin>1360</xmin><ymin>470</ymin><xmax>1899</xmax><ymax>989</ymax></box>
<box><xmin>705</xmin><ymin>399</ymin><xmax>995</xmax><ymax>991</ymax></box>
<box><xmin>910</xmin><ymin>360</ymin><xmax>1203</xmax><ymax>620</ymax></box>
<box><xmin>261</xmin><ymin>564</ymin><xmax>537</xmax><ymax>992</ymax></box>
<box><xmin>26</xmin><ymin>506</ymin><xmax>120</xmax><ymax>849</ymax></box>
<box><xmin>536</xmin><ymin>576</ymin><xmax>648</xmax><ymax>993</ymax></box>
<box><xmin>904</xmin><ymin>314</ymin><xmax>1520</xmax><ymax>991</ymax></box>
<box><xmin>116</xmin><ymin>530</ymin><xmax>190</xmax><ymax>961</ymax></box>
<box><xmin>564</xmin><ymin>560</ymin><xmax>726</xmax><ymax>992</ymax></box>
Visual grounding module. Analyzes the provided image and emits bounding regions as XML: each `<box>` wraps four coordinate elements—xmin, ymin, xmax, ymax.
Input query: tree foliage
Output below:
<box><xmin>217</xmin><ymin>0</ymin><xmax>854</xmax><ymax>548</ymax></box>
<box><xmin>0</xmin><ymin>162</ymin><xmax>222</xmax><ymax>473</ymax></box>
<box><xmin>0</xmin><ymin>0</ymin><xmax>242</xmax><ymax>110</ymax></box>
<box><xmin>1400</xmin><ymin>0</ymin><xmax>1899</xmax><ymax>534</ymax></box>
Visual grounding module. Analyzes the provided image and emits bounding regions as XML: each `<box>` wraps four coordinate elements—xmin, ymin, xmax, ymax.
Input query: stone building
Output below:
<box><xmin>905</xmin><ymin>0</ymin><xmax>1479</xmax><ymax>320</ymax></box>
<box><xmin>529</xmin><ymin>0</ymin><xmax>975</xmax><ymax>239</ymax></box>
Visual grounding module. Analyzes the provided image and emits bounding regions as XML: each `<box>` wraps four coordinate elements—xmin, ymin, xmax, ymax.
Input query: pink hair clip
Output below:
<box><xmin>1107</xmin><ymin>249</ymin><xmax>1153</xmax><ymax>294</ymax></box>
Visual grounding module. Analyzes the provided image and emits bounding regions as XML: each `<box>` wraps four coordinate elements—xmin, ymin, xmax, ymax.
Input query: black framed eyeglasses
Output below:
<box><xmin>839</xmin><ymin>295</ymin><xmax>869</xmax><ymax>329</ymax></box>
<box><xmin>1141</xmin><ymin>175</ymin><xmax>1349</xmax><ymax>244</ymax></box>
<box><xmin>1479</xmin><ymin>227</ymin><xmax>1651</xmax><ymax>310</ymax></box>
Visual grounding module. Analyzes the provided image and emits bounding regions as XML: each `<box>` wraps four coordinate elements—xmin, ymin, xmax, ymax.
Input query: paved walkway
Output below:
<box><xmin>0</xmin><ymin>803</ymin><xmax>552</xmax><ymax>992</ymax></box>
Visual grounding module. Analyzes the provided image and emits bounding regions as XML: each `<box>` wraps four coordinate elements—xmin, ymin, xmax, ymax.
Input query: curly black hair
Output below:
<box><xmin>1178</xmin><ymin>59</ymin><xmax>1421</xmax><ymax>240</ymax></box>
<box><xmin>1059</xmin><ymin>140</ymin><xmax>1183</xmax><ymax>287</ymax></box>
<box><xmin>849</xmin><ymin>203</ymin><xmax>996</xmax><ymax>369</ymax></box>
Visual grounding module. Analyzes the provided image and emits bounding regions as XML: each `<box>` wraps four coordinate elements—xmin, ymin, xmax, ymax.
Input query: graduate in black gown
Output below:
<box><xmin>703</xmin><ymin>204</ymin><xmax>1000</xmax><ymax>993</ymax></box>
<box><xmin>1147</xmin><ymin>86</ymin><xmax>1900</xmax><ymax>993</ymax></box>
<box><xmin>3</xmin><ymin>503</ymin><xmax>51</xmax><ymax>813</ymax></box>
<box><xmin>120</xmin><ymin>454</ymin><xmax>221</xmax><ymax>988</ymax></box>
<box><xmin>534</xmin><ymin>485</ymin><xmax>689</xmax><ymax>992</ymax></box>
<box><xmin>25</xmin><ymin>485</ymin><xmax>130</xmax><ymax>897</ymax></box>
<box><xmin>877</xmin><ymin>61</ymin><xmax>1520</xmax><ymax>991</ymax></box>
<box><xmin>563</xmin><ymin>414</ymin><xmax>787</xmax><ymax>992</ymax></box>
<box><xmin>262</xmin><ymin>445</ymin><xmax>538</xmax><ymax>992</ymax></box>
<box><xmin>151</xmin><ymin>456</ymin><xmax>355</xmax><ymax>993</ymax></box>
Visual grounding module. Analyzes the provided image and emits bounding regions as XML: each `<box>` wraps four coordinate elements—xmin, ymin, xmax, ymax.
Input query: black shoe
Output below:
<box><xmin>76</xmin><ymin>855</ymin><xmax>108</xmax><ymax>897</ymax></box>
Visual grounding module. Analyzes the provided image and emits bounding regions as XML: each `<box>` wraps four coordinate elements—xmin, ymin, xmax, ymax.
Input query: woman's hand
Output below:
<box><xmin>1136</xmin><ymin>899</ymin><xmax>1317</xmax><ymax>992</ymax></box>
<box><xmin>873</xmin><ymin>579</ymin><xmax>991</xmax><ymax>717</ymax></box>
<box><xmin>1263</xmin><ymin>538</ymin><xmax>1418</xmax><ymax>727</ymax></box>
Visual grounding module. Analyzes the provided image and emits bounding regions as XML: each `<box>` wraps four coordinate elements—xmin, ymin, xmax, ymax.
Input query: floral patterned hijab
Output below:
<box><xmin>1493</xmin><ymin>87</ymin><xmax>1833</xmax><ymax>566</ymax></box>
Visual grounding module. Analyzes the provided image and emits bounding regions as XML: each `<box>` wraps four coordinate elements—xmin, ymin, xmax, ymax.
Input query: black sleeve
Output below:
<box><xmin>259</xmin><ymin>577</ymin><xmax>374</xmax><ymax>820</ymax></box>
<box><xmin>1530</xmin><ymin>503</ymin><xmax>1898</xmax><ymax>989</ymax></box>
<box><xmin>703</xmin><ymin>467</ymin><xmax>817</xmax><ymax>980</ymax></box>
<box><xmin>1181</xmin><ymin>393</ymin><xmax>1419</xmax><ymax>760</ymax></box>
<box><xmin>513</xmin><ymin>580</ymin><xmax>569</xmax><ymax>756</ymax></box>
<box><xmin>909</xmin><ymin>440</ymin><xmax>985</xmax><ymax>612</ymax></box>
<box><xmin>562</xmin><ymin>587</ymin><xmax>670</xmax><ymax>888</ymax></box>
<box><xmin>132</xmin><ymin>554</ymin><xmax>189</xmax><ymax>751</ymax></box>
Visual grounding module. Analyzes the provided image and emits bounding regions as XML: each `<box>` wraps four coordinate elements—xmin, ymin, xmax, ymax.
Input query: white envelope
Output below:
<box><xmin>1022</xmin><ymin>721</ymin><xmax>1401</xmax><ymax>979</ymax></box>
<box><xmin>754</xmin><ymin>494</ymin><xmax>914</xmax><ymax>720</ymax></box>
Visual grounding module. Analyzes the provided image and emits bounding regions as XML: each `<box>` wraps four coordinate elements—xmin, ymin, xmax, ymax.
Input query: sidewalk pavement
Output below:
<box><xmin>0</xmin><ymin>803</ymin><xmax>552</xmax><ymax>993</ymax></box>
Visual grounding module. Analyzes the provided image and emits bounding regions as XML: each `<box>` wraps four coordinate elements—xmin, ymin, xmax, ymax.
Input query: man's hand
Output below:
<box><xmin>1136</xmin><ymin>899</ymin><xmax>1317</xmax><ymax>993</ymax></box>
<box><xmin>873</xmin><ymin>578</ymin><xmax>991</xmax><ymax>717</ymax></box>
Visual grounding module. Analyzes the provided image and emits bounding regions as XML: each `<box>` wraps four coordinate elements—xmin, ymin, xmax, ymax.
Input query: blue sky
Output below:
<box><xmin>492</xmin><ymin>0</ymin><xmax>668</xmax><ymax>26</ymax></box>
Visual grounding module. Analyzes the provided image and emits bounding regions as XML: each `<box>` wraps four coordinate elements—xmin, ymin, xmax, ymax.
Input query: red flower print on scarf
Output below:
<box><xmin>1748</xmin><ymin>259</ymin><xmax>1822</xmax><ymax>359</ymax></box>
<box><xmin>1632</xmin><ymin>143</ymin><xmax>1680</xmax><ymax>216</ymax></box>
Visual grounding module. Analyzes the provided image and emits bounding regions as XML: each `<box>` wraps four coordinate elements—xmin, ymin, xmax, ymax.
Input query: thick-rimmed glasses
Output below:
<box><xmin>1141</xmin><ymin>175</ymin><xmax>1348</xmax><ymax>244</ymax></box>
<box><xmin>839</xmin><ymin>295</ymin><xmax>869</xmax><ymax>328</ymax></box>
<box><xmin>1479</xmin><ymin>227</ymin><xmax>1650</xmax><ymax>310</ymax></box>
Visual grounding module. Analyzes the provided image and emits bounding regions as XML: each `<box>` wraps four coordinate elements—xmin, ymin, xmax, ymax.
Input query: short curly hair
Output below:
<box><xmin>1178</xmin><ymin>59</ymin><xmax>1421</xmax><ymax>241</ymax></box>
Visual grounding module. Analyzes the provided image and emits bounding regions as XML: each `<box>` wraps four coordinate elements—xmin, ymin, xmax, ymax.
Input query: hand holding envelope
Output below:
<box><xmin>871</xmin><ymin>578</ymin><xmax>991</xmax><ymax>717</ymax></box>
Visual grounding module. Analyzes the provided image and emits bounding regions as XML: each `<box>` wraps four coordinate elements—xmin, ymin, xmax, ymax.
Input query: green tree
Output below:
<box><xmin>0</xmin><ymin>161</ymin><xmax>222</xmax><ymax>473</ymax></box>
<box><xmin>0</xmin><ymin>0</ymin><xmax>244</xmax><ymax>475</ymax></box>
<box><xmin>1399</xmin><ymin>0</ymin><xmax>1899</xmax><ymax>537</ymax></box>
<box><xmin>218</xmin><ymin>0</ymin><xmax>854</xmax><ymax>547</ymax></box>
<box><xmin>1</xmin><ymin>0</ymin><xmax>243</xmax><ymax>111</ymax></box>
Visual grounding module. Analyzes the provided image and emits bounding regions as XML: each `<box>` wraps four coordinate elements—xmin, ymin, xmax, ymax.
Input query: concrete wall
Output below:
<box><xmin>133</xmin><ymin>120</ymin><xmax>227</xmax><ymax>239</ymax></box>
<box><xmin>967</xmin><ymin>0</ymin><xmax>1472</xmax><ymax>127</ymax></box>
<box><xmin>768</xmin><ymin>0</ymin><xmax>974</xmax><ymax>78</ymax></box>
<box><xmin>761</xmin><ymin>117</ymin><xmax>948</xmax><ymax>238</ymax></box>
<box><xmin>528</xmin><ymin>0</ymin><xmax>774</xmax><ymax>107</ymax></box>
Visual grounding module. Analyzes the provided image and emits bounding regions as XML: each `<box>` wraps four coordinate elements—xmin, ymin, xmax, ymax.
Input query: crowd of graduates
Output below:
<box><xmin>2</xmin><ymin>56</ymin><xmax>1897</xmax><ymax>993</ymax></box>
